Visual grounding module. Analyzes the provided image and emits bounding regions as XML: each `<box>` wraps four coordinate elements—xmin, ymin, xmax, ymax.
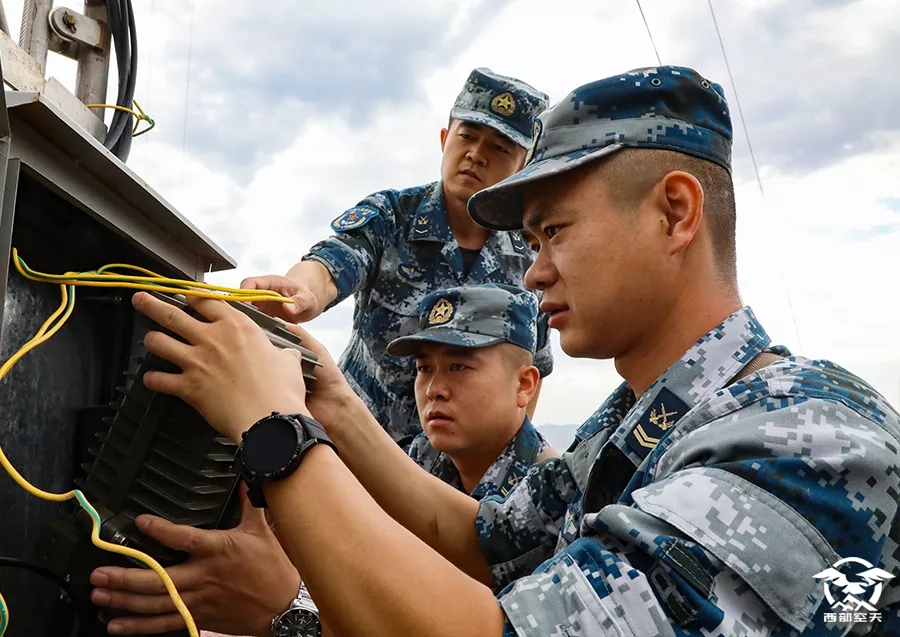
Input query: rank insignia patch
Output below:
<box><xmin>626</xmin><ymin>387</ymin><xmax>690</xmax><ymax>459</ymax></box>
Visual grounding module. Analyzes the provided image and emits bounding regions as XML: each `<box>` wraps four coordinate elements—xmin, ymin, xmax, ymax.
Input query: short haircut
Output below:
<box><xmin>599</xmin><ymin>148</ymin><xmax>737</xmax><ymax>282</ymax></box>
<box><xmin>496</xmin><ymin>342</ymin><xmax>534</xmax><ymax>373</ymax></box>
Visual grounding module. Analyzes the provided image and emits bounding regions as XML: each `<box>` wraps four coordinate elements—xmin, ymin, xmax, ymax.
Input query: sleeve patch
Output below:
<box><xmin>331</xmin><ymin>206</ymin><xmax>381</xmax><ymax>232</ymax></box>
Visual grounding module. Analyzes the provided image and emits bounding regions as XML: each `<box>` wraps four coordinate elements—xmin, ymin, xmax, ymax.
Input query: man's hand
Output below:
<box><xmin>240</xmin><ymin>274</ymin><xmax>318</xmax><ymax>323</ymax></box>
<box><xmin>240</xmin><ymin>261</ymin><xmax>339</xmax><ymax>324</ymax></box>
<box><xmin>281</xmin><ymin>323</ymin><xmax>364</xmax><ymax>428</ymax></box>
<box><xmin>132</xmin><ymin>292</ymin><xmax>309</xmax><ymax>442</ymax></box>
<box><xmin>90</xmin><ymin>490</ymin><xmax>301</xmax><ymax>636</ymax></box>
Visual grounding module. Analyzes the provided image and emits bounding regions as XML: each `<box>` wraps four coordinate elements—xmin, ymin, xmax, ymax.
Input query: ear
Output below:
<box><xmin>440</xmin><ymin>127</ymin><xmax>449</xmax><ymax>152</ymax></box>
<box><xmin>652</xmin><ymin>171</ymin><xmax>704</xmax><ymax>256</ymax></box>
<box><xmin>516</xmin><ymin>365</ymin><xmax>541</xmax><ymax>408</ymax></box>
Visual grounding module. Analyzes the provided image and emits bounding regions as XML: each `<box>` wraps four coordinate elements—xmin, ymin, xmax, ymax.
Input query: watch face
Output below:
<box><xmin>242</xmin><ymin>415</ymin><xmax>302</xmax><ymax>475</ymax></box>
<box><xmin>274</xmin><ymin>608</ymin><xmax>321</xmax><ymax>637</ymax></box>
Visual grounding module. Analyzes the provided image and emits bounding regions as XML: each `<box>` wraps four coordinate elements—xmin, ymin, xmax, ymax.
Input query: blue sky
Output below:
<box><xmin>14</xmin><ymin>0</ymin><xmax>900</xmax><ymax>438</ymax></box>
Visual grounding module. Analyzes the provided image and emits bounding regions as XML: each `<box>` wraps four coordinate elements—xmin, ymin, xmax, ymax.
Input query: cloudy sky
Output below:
<box><xmin>12</xmin><ymin>0</ymin><xmax>899</xmax><ymax>443</ymax></box>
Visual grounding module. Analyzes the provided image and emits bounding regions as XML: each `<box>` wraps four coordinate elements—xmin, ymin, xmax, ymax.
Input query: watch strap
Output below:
<box><xmin>239</xmin><ymin>412</ymin><xmax>337</xmax><ymax>509</ymax></box>
<box><xmin>271</xmin><ymin>581</ymin><xmax>319</xmax><ymax>635</ymax></box>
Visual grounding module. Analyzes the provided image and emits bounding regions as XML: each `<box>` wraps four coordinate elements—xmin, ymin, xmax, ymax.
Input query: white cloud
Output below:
<box><xmin>8</xmin><ymin>0</ymin><xmax>896</xmax><ymax>423</ymax></box>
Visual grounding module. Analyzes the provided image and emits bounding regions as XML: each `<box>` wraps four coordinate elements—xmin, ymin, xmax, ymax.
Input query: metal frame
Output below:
<box><xmin>74</xmin><ymin>0</ymin><xmax>111</xmax><ymax>108</ymax></box>
<box><xmin>0</xmin><ymin>61</ymin><xmax>12</xmax><ymax>337</ymax></box>
<box><xmin>5</xmin><ymin>90</ymin><xmax>235</xmax><ymax>278</ymax></box>
<box><xmin>8</xmin><ymin>0</ymin><xmax>114</xmax><ymax>135</ymax></box>
<box><xmin>19</xmin><ymin>0</ymin><xmax>55</xmax><ymax>73</ymax></box>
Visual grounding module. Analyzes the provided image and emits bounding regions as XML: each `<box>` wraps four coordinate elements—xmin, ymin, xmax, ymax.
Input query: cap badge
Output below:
<box><xmin>491</xmin><ymin>92</ymin><xmax>516</xmax><ymax>117</ymax></box>
<box><xmin>428</xmin><ymin>298</ymin><xmax>455</xmax><ymax>325</ymax></box>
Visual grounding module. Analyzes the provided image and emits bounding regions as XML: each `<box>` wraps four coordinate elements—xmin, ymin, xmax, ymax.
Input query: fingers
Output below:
<box><xmin>286</xmin><ymin>288</ymin><xmax>318</xmax><ymax>321</ymax></box>
<box><xmin>90</xmin><ymin>566</ymin><xmax>171</xmax><ymax>596</ymax></box>
<box><xmin>240</xmin><ymin>275</ymin><xmax>282</xmax><ymax>292</ymax></box>
<box><xmin>104</xmin><ymin>611</ymin><xmax>189</xmax><ymax>635</ymax></box>
<box><xmin>183</xmin><ymin>294</ymin><xmax>239</xmax><ymax>323</ymax></box>
<box><xmin>239</xmin><ymin>276</ymin><xmax>316</xmax><ymax>322</ymax></box>
<box><xmin>281</xmin><ymin>323</ymin><xmax>335</xmax><ymax>366</ymax></box>
<box><xmin>282</xmin><ymin>322</ymin><xmax>321</xmax><ymax>352</ymax></box>
<box><xmin>142</xmin><ymin>330</ymin><xmax>192</xmax><ymax>368</ymax></box>
<box><xmin>135</xmin><ymin>515</ymin><xmax>224</xmax><ymax>555</ymax></box>
<box><xmin>141</xmin><ymin>368</ymin><xmax>188</xmax><ymax>400</ymax></box>
<box><xmin>236</xmin><ymin>483</ymin><xmax>271</xmax><ymax>534</ymax></box>
<box><xmin>132</xmin><ymin>293</ymin><xmax>204</xmax><ymax>343</ymax></box>
<box><xmin>252</xmin><ymin>296</ymin><xmax>314</xmax><ymax>323</ymax></box>
<box><xmin>90</xmin><ymin>586</ymin><xmax>202</xmax><ymax>616</ymax></box>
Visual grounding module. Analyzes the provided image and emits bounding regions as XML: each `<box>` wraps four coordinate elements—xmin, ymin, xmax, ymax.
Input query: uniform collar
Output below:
<box><xmin>406</xmin><ymin>182</ymin><xmax>531</xmax><ymax>255</ymax></box>
<box><xmin>408</xmin><ymin>181</ymin><xmax>531</xmax><ymax>283</ymax></box>
<box><xmin>408</xmin><ymin>182</ymin><xmax>453</xmax><ymax>243</ymax></box>
<box><xmin>416</xmin><ymin>416</ymin><xmax>544</xmax><ymax>500</ymax></box>
<box><xmin>611</xmin><ymin>306</ymin><xmax>773</xmax><ymax>466</ymax></box>
<box><xmin>471</xmin><ymin>416</ymin><xmax>544</xmax><ymax>500</ymax></box>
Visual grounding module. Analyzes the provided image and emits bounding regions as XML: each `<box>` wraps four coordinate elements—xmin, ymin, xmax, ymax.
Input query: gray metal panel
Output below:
<box><xmin>0</xmin><ymin>67</ymin><xmax>12</xmax><ymax>345</ymax></box>
<box><xmin>0</xmin><ymin>159</ymin><xmax>20</xmax><ymax>345</ymax></box>
<box><xmin>5</xmin><ymin>91</ymin><xmax>236</xmax><ymax>278</ymax></box>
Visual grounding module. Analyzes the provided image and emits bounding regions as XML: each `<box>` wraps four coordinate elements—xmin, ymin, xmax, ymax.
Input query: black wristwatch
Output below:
<box><xmin>236</xmin><ymin>412</ymin><xmax>337</xmax><ymax>508</ymax></box>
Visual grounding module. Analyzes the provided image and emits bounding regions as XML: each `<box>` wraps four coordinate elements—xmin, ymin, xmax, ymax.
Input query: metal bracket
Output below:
<box><xmin>48</xmin><ymin>6</ymin><xmax>105</xmax><ymax>60</ymax></box>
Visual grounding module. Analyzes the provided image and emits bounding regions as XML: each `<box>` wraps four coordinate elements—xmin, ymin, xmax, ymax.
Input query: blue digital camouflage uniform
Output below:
<box><xmin>304</xmin><ymin>69</ymin><xmax>552</xmax><ymax>448</ymax></box>
<box><xmin>408</xmin><ymin>417</ymin><xmax>549</xmax><ymax>501</ymax></box>
<box><xmin>391</xmin><ymin>284</ymin><xmax>551</xmax><ymax>500</ymax></box>
<box><xmin>466</xmin><ymin>67</ymin><xmax>900</xmax><ymax>636</ymax></box>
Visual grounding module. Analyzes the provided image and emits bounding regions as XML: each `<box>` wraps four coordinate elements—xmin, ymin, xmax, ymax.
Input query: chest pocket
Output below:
<box><xmin>369</xmin><ymin>243</ymin><xmax>435</xmax><ymax>316</ymax></box>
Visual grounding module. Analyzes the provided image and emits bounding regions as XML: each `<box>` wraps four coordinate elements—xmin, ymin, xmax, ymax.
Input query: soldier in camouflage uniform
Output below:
<box><xmin>394</xmin><ymin>284</ymin><xmax>557</xmax><ymax>501</ymax></box>
<box><xmin>97</xmin><ymin>65</ymin><xmax>900</xmax><ymax>637</ymax></box>
<box><xmin>460</xmin><ymin>65</ymin><xmax>900</xmax><ymax>637</ymax></box>
<box><xmin>242</xmin><ymin>68</ymin><xmax>553</xmax><ymax>449</ymax></box>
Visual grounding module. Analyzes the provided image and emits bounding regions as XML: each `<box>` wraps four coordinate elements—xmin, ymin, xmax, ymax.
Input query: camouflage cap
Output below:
<box><xmin>467</xmin><ymin>65</ymin><xmax>734</xmax><ymax>230</ymax></box>
<box><xmin>450</xmin><ymin>67</ymin><xmax>549</xmax><ymax>150</ymax></box>
<box><xmin>386</xmin><ymin>284</ymin><xmax>538</xmax><ymax>357</ymax></box>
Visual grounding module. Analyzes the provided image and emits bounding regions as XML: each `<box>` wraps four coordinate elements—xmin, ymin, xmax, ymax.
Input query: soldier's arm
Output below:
<box><xmin>283</xmin><ymin>259</ymin><xmax>338</xmax><ymax>317</ymax></box>
<box><xmin>276</xmin><ymin>309</ymin><xmax>571</xmax><ymax>588</ymax></box>
<box><xmin>241</xmin><ymin>195</ymin><xmax>395</xmax><ymax>322</ymax></box>
<box><xmin>268</xmin><ymin>444</ymin><xmax>507</xmax><ymax>637</ymax></box>
<box><xmin>301</xmin><ymin>195</ymin><xmax>397</xmax><ymax>311</ymax></box>
<box><xmin>323</xmin><ymin>393</ymin><xmax>495</xmax><ymax>584</ymax></box>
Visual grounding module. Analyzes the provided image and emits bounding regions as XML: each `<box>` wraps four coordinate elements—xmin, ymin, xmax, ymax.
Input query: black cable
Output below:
<box><xmin>0</xmin><ymin>556</ymin><xmax>83</xmax><ymax>637</ymax></box>
<box><xmin>706</xmin><ymin>0</ymin><xmax>762</xmax><ymax>195</ymax></box>
<box><xmin>103</xmin><ymin>0</ymin><xmax>126</xmax><ymax>148</ymax></box>
<box><xmin>111</xmin><ymin>0</ymin><xmax>138</xmax><ymax>159</ymax></box>
<box><xmin>107</xmin><ymin>1</ymin><xmax>132</xmax><ymax>155</ymax></box>
<box><xmin>634</xmin><ymin>0</ymin><xmax>662</xmax><ymax>66</ymax></box>
<box><xmin>103</xmin><ymin>0</ymin><xmax>138</xmax><ymax>161</ymax></box>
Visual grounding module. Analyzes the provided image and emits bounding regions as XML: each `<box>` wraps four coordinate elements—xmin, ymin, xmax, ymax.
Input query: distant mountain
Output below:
<box><xmin>536</xmin><ymin>424</ymin><xmax>579</xmax><ymax>451</ymax></box>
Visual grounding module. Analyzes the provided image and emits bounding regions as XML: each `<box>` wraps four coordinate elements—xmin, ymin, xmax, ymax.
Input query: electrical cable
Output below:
<box><xmin>705</xmin><ymin>0</ymin><xmax>804</xmax><ymax>352</ymax></box>
<box><xmin>180</xmin><ymin>0</ymin><xmax>197</xmax><ymax>189</ymax></box>
<box><xmin>706</xmin><ymin>0</ymin><xmax>762</xmax><ymax>196</ymax></box>
<box><xmin>0</xmin><ymin>283</ymin><xmax>196</xmax><ymax>636</ymax></box>
<box><xmin>104</xmin><ymin>0</ymin><xmax>139</xmax><ymax>160</ymax></box>
<box><xmin>0</xmin><ymin>251</ymin><xmax>298</xmax><ymax>636</ymax></box>
<box><xmin>86</xmin><ymin>99</ymin><xmax>155</xmax><ymax>137</ymax></box>
<box><xmin>11</xmin><ymin>249</ymin><xmax>294</xmax><ymax>304</ymax></box>
<box><xmin>0</xmin><ymin>557</ymin><xmax>83</xmax><ymax>637</ymax></box>
<box><xmin>635</xmin><ymin>0</ymin><xmax>662</xmax><ymax>66</ymax></box>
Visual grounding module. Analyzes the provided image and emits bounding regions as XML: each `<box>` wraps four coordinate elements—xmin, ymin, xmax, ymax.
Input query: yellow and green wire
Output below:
<box><xmin>0</xmin><ymin>251</ymin><xmax>297</xmax><ymax>636</ymax></box>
